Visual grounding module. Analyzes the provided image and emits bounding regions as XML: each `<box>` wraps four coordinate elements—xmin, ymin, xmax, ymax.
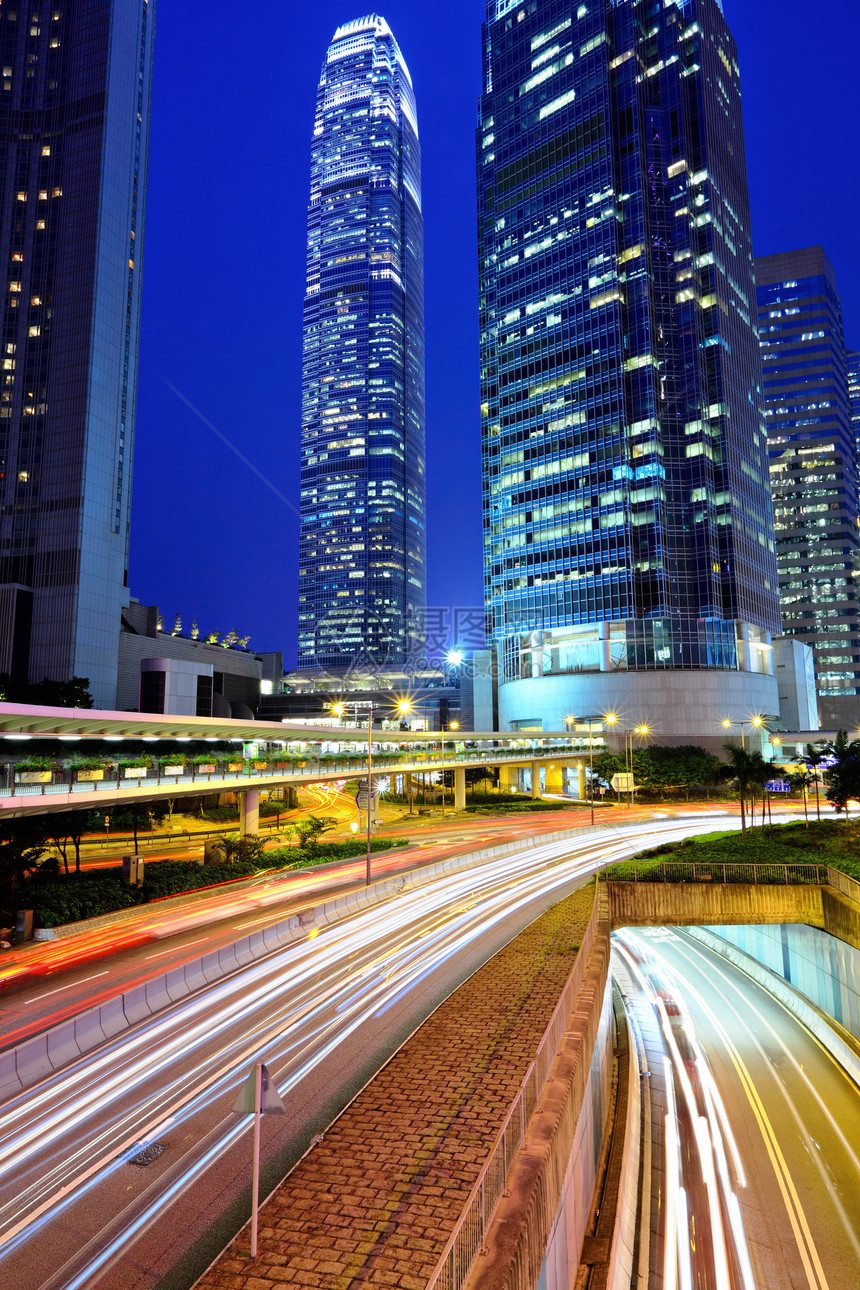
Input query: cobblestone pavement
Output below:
<box><xmin>193</xmin><ymin>886</ymin><xmax>594</xmax><ymax>1290</ymax></box>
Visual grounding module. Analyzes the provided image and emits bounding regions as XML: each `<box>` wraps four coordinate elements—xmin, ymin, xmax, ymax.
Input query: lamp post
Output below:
<box><xmin>721</xmin><ymin>715</ymin><xmax>765</xmax><ymax>750</ymax></box>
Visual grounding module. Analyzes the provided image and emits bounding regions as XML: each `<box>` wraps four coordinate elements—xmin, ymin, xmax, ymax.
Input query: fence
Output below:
<box><xmin>0</xmin><ymin>742</ymin><xmax>589</xmax><ymax>802</ymax></box>
<box><xmin>425</xmin><ymin>887</ymin><xmax>605</xmax><ymax>1290</ymax></box>
<box><xmin>826</xmin><ymin>865</ymin><xmax>860</xmax><ymax>905</ymax></box>
<box><xmin>611</xmin><ymin>860</ymin><xmax>827</xmax><ymax>885</ymax></box>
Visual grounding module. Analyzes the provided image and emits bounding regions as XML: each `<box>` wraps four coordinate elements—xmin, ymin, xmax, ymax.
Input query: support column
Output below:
<box><xmin>239</xmin><ymin>789</ymin><xmax>260</xmax><ymax>836</ymax></box>
<box><xmin>530</xmin><ymin>761</ymin><xmax>543</xmax><ymax>799</ymax></box>
<box><xmin>577</xmin><ymin>763</ymin><xmax>586</xmax><ymax>800</ymax></box>
<box><xmin>454</xmin><ymin>767</ymin><xmax>466</xmax><ymax>811</ymax></box>
<box><xmin>499</xmin><ymin>764</ymin><xmax>517</xmax><ymax>790</ymax></box>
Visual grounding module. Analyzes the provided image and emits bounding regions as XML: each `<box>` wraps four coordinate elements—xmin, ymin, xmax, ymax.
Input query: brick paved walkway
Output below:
<box><xmin>194</xmin><ymin>885</ymin><xmax>594</xmax><ymax>1290</ymax></box>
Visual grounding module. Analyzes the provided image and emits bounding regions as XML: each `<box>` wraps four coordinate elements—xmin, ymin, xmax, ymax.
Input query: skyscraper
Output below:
<box><xmin>847</xmin><ymin>349</ymin><xmax>860</xmax><ymax>466</ymax></box>
<box><xmin>756</xmin><ymin>248</ymin><xmax>860</xmax><ymax>728</ymax></box>
<box><xmin>0</xmin><ymin>1</ymin><xmax>155</xmax><ymax>708</ymax></box>
<box><xmin>477</xmin><ymin>0</ymin><xmax>784</xmax><ymax>736</ymax></box>
<box><xmin>298</xmin><ymin>15</ymin><xmax>425</xmax><ymax>671</ymax></box>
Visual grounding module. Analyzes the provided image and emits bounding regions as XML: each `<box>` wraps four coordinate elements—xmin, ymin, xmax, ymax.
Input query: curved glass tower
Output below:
<box><xmin>298</xmin><ymin>15</ymin><xmax>425</xmax><ymax>671</ymax></box>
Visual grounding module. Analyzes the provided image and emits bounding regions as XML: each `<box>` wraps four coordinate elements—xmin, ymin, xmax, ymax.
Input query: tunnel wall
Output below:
<box><xmin>702</xmin><ymin>921</ymin><xmax>860</xmax><ymax>1042</ymax></box>
<box><xmin>607</xmin><ymin>881</ymin><xmax>825</xmax><ymax>929</ymax></box>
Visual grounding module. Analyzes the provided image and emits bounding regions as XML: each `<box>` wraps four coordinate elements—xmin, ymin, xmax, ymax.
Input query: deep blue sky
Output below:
<box><xmin>131</xmin><ymin>1</ymin><xmax>859</xmax><ymax>665</ymax></box>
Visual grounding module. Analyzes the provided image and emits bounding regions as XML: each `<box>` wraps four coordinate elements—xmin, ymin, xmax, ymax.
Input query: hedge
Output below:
<box><xmin>26</xmin><ymin>837</ymin><xmax>408</xmax><ymax>928</ymax></box>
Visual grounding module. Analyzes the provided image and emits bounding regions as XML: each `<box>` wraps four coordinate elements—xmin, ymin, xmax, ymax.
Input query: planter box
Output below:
<box><xmin>195</xmin><ymin>764</ymin><xmax>217</xmax><ymax>774</ymax></box>
<box><xmin>123</xmin><ymin>767</ymin><xmax>147</xmax><ymax>778</ymax></box>
<box><xmin>161</xmin><ymin>765</ymin><xmax>184</xmax><ymax>776</ymax></box>
<box><xmin>252</xmin><ymin>761</ymin><xmax>268</xmax><ymax>770</ymax></box>
<box><xmin>76</xmin><ymin>769</ymin><xmax>104</xmax><ymax>782</ymax></box>
<box><xmin>275</xmin><ymin>762</ymin><xmax>290</xmax><ymax>770</ymax></box>
<box><xmin>15</xmin><ymin>771</ymin><xmax>51</xmax><ymax>784</ymax></box>
<box><xmin>227</xmin><ymin>762</ymin><xmax>244</xmax><ymax>772</ymax></box>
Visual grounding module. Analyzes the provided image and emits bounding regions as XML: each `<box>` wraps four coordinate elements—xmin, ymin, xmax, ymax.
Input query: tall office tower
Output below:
<box><xmin>298</xmin><ymin>15</ymin><xmax>425</xmax><ymax>671</ymax></box>
<box><xmin>477</xmin><ymin>0</ymin><xmax>788</xmax><ymax>738</ymax></box>
<box><xmin>756</xmin><ymin>248</ymin><xmax>860</xmax><ymax>729</ymax></box>
<box><xmin>848</xmin><ymin>350</ymin><xmax>860</xmax><ymax>464</ymax></box>
<box><xmin>0</xmin><ymin>1</ymin><xmax>155</xmax><ymax>709</ymax></box>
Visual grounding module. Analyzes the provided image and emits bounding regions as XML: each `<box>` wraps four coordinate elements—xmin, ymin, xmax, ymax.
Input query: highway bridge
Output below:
<box><xmin>0</xmin><ymin>701</ymin><xmax>596</xmax><ymax>821</ymax></box>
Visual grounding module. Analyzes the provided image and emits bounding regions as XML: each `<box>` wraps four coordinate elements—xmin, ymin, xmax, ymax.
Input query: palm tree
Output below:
<box><xmin>819</xmin><ymin>731</ymin><xmax>860</xmax><ymax>818</ymax></box>
<box><xmin>805</xmin><ymin>743</ymin><xmax>826</xmax><ymax>821</ymax></box>
<box><xmin>723</xmin><ymin>743</ymin><xmax>754</xmax><ymax>833</ymax></box>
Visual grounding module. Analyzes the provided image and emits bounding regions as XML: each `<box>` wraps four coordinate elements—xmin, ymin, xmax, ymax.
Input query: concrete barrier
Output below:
<box><xmin>606</xmin><ymin>1003</ymin><xmax>641</xmax><ymax>1290</ymax></box>
<box><xmin>607</xmin><ymin>881</ymin><xmax>825</xmax><ymax>930</ymax></box>
<box><xmin>0</xmin><ymin>822</ymin><xmax>609</xmax><ymax>1100</ymax></box>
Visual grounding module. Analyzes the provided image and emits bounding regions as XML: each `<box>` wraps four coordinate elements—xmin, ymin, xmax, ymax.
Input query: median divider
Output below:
<box><xmin>0</xmin><ymin>823</ymin><xmax>606</xmax><ymax>1102</ymax></box>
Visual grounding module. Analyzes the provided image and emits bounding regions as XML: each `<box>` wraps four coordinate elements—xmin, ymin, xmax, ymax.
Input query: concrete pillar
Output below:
<box><xmin>499</xmin><ymin>763</ymin><xmax>517</xmax><ymax>790</ymax></box>
<box><xmin>285</xmin><ymin>786</ymin><xmax>298</xmax><ymax>808</ymax></box>
<box><xmin>454</xmin><ymin>766</ymin><xmax>466</xmax><ymax>811</ymax></box>
<box><xmin>577</xmin><ymin>763</ymin><xmax>586</xmax><ymax>800</ymax></box>
<box><xmin>238</xmin><ymin>789</ymin><xmax>259</xmax><ymax>835</ymax></box>
<box><xmin>531</xmin><ymin>761</ymin><xmax>543</xmax><ymax>799</ymax></box>
<box><xmin>599</xmin><ymin>621</ymin><xmax>611</xmax><ymax>671</ymax></box>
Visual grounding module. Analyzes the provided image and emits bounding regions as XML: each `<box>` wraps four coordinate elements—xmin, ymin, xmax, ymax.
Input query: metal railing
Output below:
<box><xmin>826</xmin><ymin>865</ymin><xmax>860</xmax><ymax>905</ymax></box>
<box><xmin>425</xmin><ymin>887</ymin><xmax>605</xmax><ymax>1290</ymax></box>
<box><xmin>611</xmin><ymin>860</ymin><xmax>827</xmax><ymax>885</ymax></box>
<box><xmin>0</xmin><ymin>743</ymin><xmax>589</xmax><ymax>802</ymax></box>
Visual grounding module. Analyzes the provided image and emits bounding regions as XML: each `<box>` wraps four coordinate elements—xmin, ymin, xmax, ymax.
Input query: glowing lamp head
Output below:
<box><xmin>722</xmin><ymin>720</ymin><xmax>732</xmax><ymax>728</ymax></box>
<box><xmin>397</xmin><ymin>699</ymin><xmax>412</xmax><ymax>715</ymax></box>
<box><xmin>331</xmin><ymin>702</ymin><xmax>345</xmax><ymax>717</ymax></box>
<box><xmin>446</xmin><ymin>649</ymin><xmax>464</xmax><ymax>667</ymax></box>
<box><xmin>350</xmin><ymin>821</ymin><xmax>359</xmax><ymax>833</ymax></box>
<box><xmin>605</xmin><ymin>713</ymin><xmax>618</xmax><ymax>725</ymax></box>
<box><xmin>450</xmin><ymin>721</ymin><xmax>459</xmax><ymax>730</ymax></box>
<box><xmin>753</xmin><ymin>716</ymin><xmax>763</xmax><ymax>728</ymax></box>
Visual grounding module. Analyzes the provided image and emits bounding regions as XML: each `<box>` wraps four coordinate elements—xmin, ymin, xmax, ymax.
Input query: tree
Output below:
<box><xmin>209</xmin><ymin>834</ymin><xmax>267</xmax><ymax>866</ymax></box>
<box><xmin>0</xmin><ymin>674</ymin><xmax>93</xmax><ymax>708</ymax></box>
<box><xmin>0</xmin><ymin>819</ymin><xmax>51</xmax><ymax>920</ymax></box>
<box><xmin>290</xmin><ymin>814</ymin><xmax>337</xmax><ymax>856</ymax></box>
<box><xmin>820</xmin><ymin>731</ymin><xmax>860</xmax><ymax>816</ymax></box>
<box><xmin>45</xmin><ymin>810</ymin><xmax>91</xmax><ymax>874</ymax></box>
<box><xmin>722</xmin><ymin>744</ymin><xmax>758</xmax><ymax>833</ymax></box>
<box><xmin>805</xmin><ymin>743</ymin><xmax>827</xmax><ymax>821</ymax></box>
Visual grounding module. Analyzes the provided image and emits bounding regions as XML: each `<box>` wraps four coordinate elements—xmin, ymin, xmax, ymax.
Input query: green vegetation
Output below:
<box><xmin>592</xmin><ymin>744</ymin><xmax>727</xmax><ymax>802</ymax></box>
<box><xmin>604</xmin><ymin>820</ymin><xmax>860</xmax><ymax>884</ymax></box>
<box><xmin>22</xmin><ymin>835</ymin><xmax>409</xmax><ymax>928</ymax></box>
<box><xmin>0</xmin><ymin>674</ymin><xmax>93</xmax><ymax>708</ymax></box>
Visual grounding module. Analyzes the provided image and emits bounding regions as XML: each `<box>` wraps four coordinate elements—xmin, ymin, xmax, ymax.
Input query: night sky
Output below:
<box><xmin>131</xmin><ymin>0</ymin><xmax>859</xmax><ymax>666</ymax></box>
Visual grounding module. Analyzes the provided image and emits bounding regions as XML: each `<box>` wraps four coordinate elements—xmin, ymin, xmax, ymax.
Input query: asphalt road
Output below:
<box><xmin>615</xmin><ymin>928</ymin><xmax>860</xmax><ymax>1290</ymax></box>
<box><xmin>0</xmin><ymin>816</ymin><xmax>746</xmax><ymax>1290</ymax></box>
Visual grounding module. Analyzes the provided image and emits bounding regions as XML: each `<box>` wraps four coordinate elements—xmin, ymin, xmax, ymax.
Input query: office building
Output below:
<box><xmin>477</xmin><ymin>0</ymin><xmax>792</xmax><ymax>740</ymax></box>
<box><xmin>0</xmin><ymin>1</ymin><xmax>155</xmax><ymax>708</ymax></box>
<box><xmin>847</xmin><ymin>349</ymin><xmax>860</xmax><ymax>465</ymax></box>
<box><xmin>298</xmin><ymin>15</ymin><xmax>426</xmax><ymax>671</ymax></box>
<box><xmin>756</xmin><ymin>247</ymin><xmax>860</xmax><ymax>729</ymax></box>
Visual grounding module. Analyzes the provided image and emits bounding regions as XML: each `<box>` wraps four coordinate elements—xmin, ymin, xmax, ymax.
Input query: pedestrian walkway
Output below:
<box><xmin>193</xmin><ymin>885</ymin><xmax>595</xmax><ymax>1290</ymax></box>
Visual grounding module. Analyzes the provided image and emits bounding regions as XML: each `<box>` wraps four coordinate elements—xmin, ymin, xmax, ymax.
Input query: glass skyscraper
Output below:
<box><xmin>478</xmin><ymin>0</ymin><xmax>783</xmax><ymax>735</ymax></box>
<box><xmin>0</xmin><ymin>0</ymin><xmax>155</xmax><ymax>709</ymax></box>
<box><xmin>756</xmin><ymin>247</ymin><xmax>860</xmax><ymax>727</ymax></box>
<box><xmin>847</xmin><ymin>349</ymin><xmax>860</xmax><ymax>468</ymax></box>
<box><xmin>298</xmin><ymin>15</ymin><xmax>426</xmax><ymax>671</ymax></box>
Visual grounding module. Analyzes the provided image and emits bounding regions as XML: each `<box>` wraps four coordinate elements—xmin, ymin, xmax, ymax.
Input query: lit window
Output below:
<box><xmin>41</xmin><ymin>145</ymin><xmax>50</xmax><ymax>156</ymax></box>
<box><xmin>16</xmin><ymin>192</ymin><xmax>26</xmax><ymax>202</ymax></box>
<box><xmin>8</xmin><ymin>282</ymin><xmax>20</xmax><ymax>292</ymax></box>
<box><xmin>18</xmin><ymin>471</ymin><xmax>28</xmax><ymax>482</ymax></box>
<box><xmin>36</xmin><ymin>220</ymin><xmax>45</xmax><ymax>230</ymax></box>
<box><xmin>28</xmin><ymin>325</ymin><xmax>40</xmax><ymax>337</ymax></box>
<box><xmin>11</xmin><ymin>253</ymin><xmax>22</xmax><ymax>262</ymax></box>
<box><xmin>52</xmin><ymin>186</ymin><xmax>62</xmax><ymax>197</ymax></box>
<box><xmin>30</xmin><ymin>295</ymin><xmax>40</xmax><ymax>306</ymax></box>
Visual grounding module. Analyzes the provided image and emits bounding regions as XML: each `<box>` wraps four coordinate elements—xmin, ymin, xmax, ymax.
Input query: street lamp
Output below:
<box><xmin>722</xmin><ymin>715</ymin><xmax>766</xmax><ymax>750</ymax></box>
<box><xmin>446</xmin><ymin>649</ymin><xmax>464</xmax><ymax>667</ymax></box>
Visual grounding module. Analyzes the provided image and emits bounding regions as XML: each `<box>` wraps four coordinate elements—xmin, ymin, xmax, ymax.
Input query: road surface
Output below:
<box><xmin>614</xmin><ymin>928</ymin><xmax>860</xmax><ymax>1290</ymax></box>
<box><xmin>0</xmin><ymin>817</ymin><xmax>745</xmax><ymax>1290</ymax></box>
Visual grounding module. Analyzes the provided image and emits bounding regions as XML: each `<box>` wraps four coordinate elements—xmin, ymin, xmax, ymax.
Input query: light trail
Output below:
<box><xmin>617</xmin><ymin>927</ymin><xmax>860</xmax><ymax>1290</ymax></box>
<box><xmin>0</xmin><ymin>816</ymin><xmax>743</xmax><ymax>1289</ymax></box>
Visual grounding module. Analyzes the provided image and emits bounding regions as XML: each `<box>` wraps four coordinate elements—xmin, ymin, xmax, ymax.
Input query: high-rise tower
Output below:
<box><xmin>0</xmin><ymin>0</ymin><xmax>155</xmax><ymax>708</ymax></box>
<box><xmin>756</xmin><ymin>247</ymin><xmax>860</xmax><ymax>729</ymax></box>
<box><xmin>298</xmin><ymin>15</ymin><xmax>425</xmax><ymax>671</ymax></box>
<box><xmin>478</xmin><ymin>0</ymin><xmax>786</xmax><ymax>737</ymax></box>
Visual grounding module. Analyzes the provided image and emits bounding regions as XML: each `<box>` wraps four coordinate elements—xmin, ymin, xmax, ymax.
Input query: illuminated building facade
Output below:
<box><xmin>848</xmin><ymin>349</ymin><xmax>860</xmax><ymax>466</ymax></box>
<box><xmin>477</xmin><ymin>0</ymin><xmax>784</xmax><ymax>736</ymax></box>
<box><xmin>756</xmin><ymin>247</ymin><xmax>860</xmax><ymax>728</ymax></box>
<box><xmin>298</xmin><ymin>15</ymin><xmax>426</xmax><ymax>671</ymax></box>
<box><xmin>0</xmin><ymin>0</ymin><xmax>155</xmax><ymax>707</ymax></box>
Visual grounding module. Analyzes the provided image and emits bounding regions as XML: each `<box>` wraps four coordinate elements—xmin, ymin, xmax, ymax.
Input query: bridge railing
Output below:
<box><xmin>425</xmin><ymin>886</ymin><xmax>604</xmax><ymax>1290</ymax></box>
<box><xmin>607</xmin><ymin>859</ymin><xmax>827</xmax><ymax>884</ymax></box>
<box><xmin>826</xmin><ymin>865</ymin><xmax>860</xmax><ymax>905</ymax></box>
<box><xmin>0</xmin><ymin>743</ymin><xmax>588</xmax><ymax>801</ymax></box>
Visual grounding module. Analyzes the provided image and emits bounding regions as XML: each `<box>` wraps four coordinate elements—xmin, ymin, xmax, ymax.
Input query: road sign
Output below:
<box><xmin>232</xmin><ymin>1062</ymin><xmax>285</xmax><ymax>1116</ymax></box>
<box><xmin>766</xmin><ymin>780</ymin><xmax>790</xmax><ymax>793</ymax></box>
<box><xmin>611</xmin><ymin>773</ymin><xmax>634</xmax><ymax>792</ymax></box>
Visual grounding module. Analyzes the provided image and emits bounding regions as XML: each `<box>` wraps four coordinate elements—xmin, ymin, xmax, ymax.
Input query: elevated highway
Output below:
<box><xmin>0</xmin><ymin>700</ymin><xmax>592</xmax><ymax>821</ymax></box>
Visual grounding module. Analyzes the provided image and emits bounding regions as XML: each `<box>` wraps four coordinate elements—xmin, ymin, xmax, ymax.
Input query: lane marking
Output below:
<box><xmin>37</xmin><ymin>971</ymin><xmax>110</xmax><ymax>999</ymax></box>
<box><xmin>144</xmin><ymin>937</ymin><xmax>208</xmax><ymax>960</ymax></box>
